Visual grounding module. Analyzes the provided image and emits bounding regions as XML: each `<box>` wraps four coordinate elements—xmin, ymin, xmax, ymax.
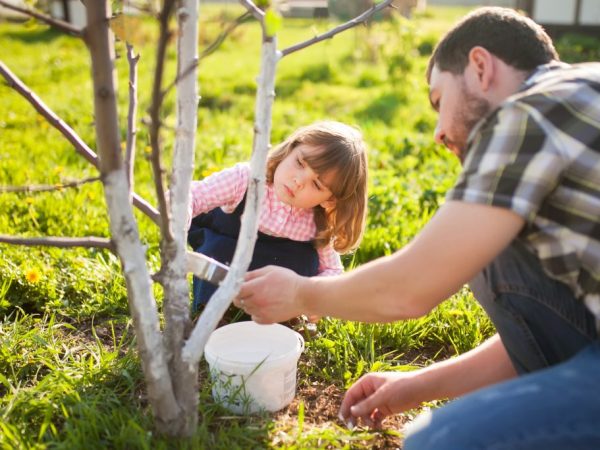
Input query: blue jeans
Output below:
<box><xmin>404</xmin><ymin>240</ymin><xmax>600</xmax><ymax>450</ymax></box>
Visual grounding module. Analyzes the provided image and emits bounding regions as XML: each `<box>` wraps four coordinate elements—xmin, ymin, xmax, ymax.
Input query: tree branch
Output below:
<box><xmin>125</xmin><ymin>43</ymin><xmax>140</xmax><ymax>193</ymax></box>
<box><xmin>0</xmin><ymin>0</ymin><xmax>82</xmax><ymax>37</ymax></box>
<box><xmin>199</xmin><ymin>11</ymin><xmax>252</xmax><ymax>62</ymax></box>
<box><xmin>183</xmin><ymin>37</ymin><xmax>279</xmax><ymax>367</ymax></box>
<box><xmin>281</xmin><ymin>0</ymin><xmax>395</xmax><ymax>57</ymax></box>
<box><xmin>161</xmin><ymin>60</ymin><xmax>198</xmax><ymax>100</ymax></box>
<box><xmin>0</xmin><ymin>60</ymin><xmax>160</xmax><ymax>225</ymax></box>
<box><xmin>0</xmin><ymin>176</ymin><xmax>100</xmax><ymax>193</ymax></box>
<box><xmin>148</xmin><ymin>0</ymin><xmax>177</xmax><ymax>243</ymax></box>
<box><xmin>0</xmin><ymin>234</ymin><xmax>113</xmax><ymax>250</ymax></box>
<box><xmin>239</xmin><ymin>0</ymin><xmax>265</xmax><ymax>34</ymax></box>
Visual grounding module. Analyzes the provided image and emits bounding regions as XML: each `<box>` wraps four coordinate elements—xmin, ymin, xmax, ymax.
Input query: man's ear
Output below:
<box><xmin>468</xmin><ymin>46</ymin><xmax>494</xmax><ymax>91</ymax></box>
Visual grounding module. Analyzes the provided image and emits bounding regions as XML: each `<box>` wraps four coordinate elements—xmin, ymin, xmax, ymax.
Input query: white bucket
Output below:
<box><xmin>204</xmin><ymin>321</ymin><xmax>305</xmax><ymax>414</ymax></box>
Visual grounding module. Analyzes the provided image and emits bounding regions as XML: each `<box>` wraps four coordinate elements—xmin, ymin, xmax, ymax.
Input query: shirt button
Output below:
<box><xmin>278</xmin><ymin>217</ymin><xmax>284</xmax><ymax>223</ymax></box>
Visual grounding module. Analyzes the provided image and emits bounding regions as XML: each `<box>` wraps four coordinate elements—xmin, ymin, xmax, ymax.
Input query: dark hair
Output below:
<box><xmin>426</xmin><ymin>7</ymin><xmax>558</xmax><ymax>81</ymax></box>
<box><xmin>266</xmin><ymin>121</ymin><xmax>368</xmax><ymax>253</ymax></box>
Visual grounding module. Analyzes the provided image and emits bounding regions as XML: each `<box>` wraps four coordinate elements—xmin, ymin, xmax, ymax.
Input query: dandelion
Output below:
<box><xmin>202</xmin><ymin>167</ymin><xmax>219</xmax><ymax>178</ymax></box>
<box><xmin>25</xmin><ymin>268</ymin><xmax>41</xmax><ymax>284</ymax></box>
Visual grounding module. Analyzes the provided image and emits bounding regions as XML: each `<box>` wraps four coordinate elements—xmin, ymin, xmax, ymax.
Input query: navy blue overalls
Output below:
<box><xmin>188</xmin><ymin>195</ymin><xmax>319</xmax><ymax>311</ymax></box>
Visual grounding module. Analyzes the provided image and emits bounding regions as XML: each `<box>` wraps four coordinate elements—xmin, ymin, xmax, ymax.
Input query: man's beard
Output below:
<box><xmin>452</xmin><ymin>87</ymin><xmax>492</xmax><ymax>162</ymax></box>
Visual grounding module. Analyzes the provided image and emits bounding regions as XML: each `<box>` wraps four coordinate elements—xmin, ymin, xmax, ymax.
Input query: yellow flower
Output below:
<box><xmin>202</xmin><ymin>167</ymin><xmax>219</xmax><ymax>178</ymax></box>
<box><xmin>25</xmin><ymin>268</ymin><xmax>41</xmax><ymax>284</ymax></box>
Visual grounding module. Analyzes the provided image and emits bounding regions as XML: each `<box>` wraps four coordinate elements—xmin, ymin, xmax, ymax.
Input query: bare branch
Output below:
<box><xmin>0</xmin><ymin>176</ymin><xmax>100</xmax><ymax>193</ymax></box>
<box><xmin>183</xmin><ymin>38</ymin><xmax>279</xmax><ymax>367</ymax></box>
<box><xmin>239</xmin><ymin>0</ymin><xmax>265</xmax><ymax>33</ymax></box>
<box><xmin>125</xmin><ymin>43</ymin><xmax>140</xmax><ymax>193</ymax></box>
<box><xmin>161</xmin><ymin>60</ymin><xmax>198</xmax><ymax>100</ymax></box>
<box><xmin>199</xmin><ymin>11</ymin><xmax>252</xmax><ymax>61</ymax></box>
<box><xmin>0</xmin><ymin>234</ymin><xmax>113</xmax><ymax>250</ymax></box>
<box><xmin>0</xmin><ymin>0</ymin><xmax>83</xmax><ymax>37</ymax></box>
<box><xmin>148</xmin><ymin>0</ymin><xmax>177</xmax><ymax>243</ymax></box>
<box><xmin>281</xmin><ymin>0</ymin><xmax>395</xmax><ymax>57</ymax></box>
<box><xmin>0</xmin><ymin>60</ymin><xmax>160</xmax><ymax>225</ymax></box>
<box><xmin>0</xmin><ymin>60</ymin><xmax>98</xmax><ymax>167</ymax></box>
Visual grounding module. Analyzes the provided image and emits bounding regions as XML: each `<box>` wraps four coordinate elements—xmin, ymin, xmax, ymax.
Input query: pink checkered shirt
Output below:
<box><xmin>190</xmin><ymin>162</ymin><xmax>343</xmax><ymax>276</ymax></box>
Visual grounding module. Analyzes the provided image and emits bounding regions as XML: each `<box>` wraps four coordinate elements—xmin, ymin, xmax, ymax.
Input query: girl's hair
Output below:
<box><xmin>266</xmin><ymin>121</ymin><xmax>368</xmax><ymax>254</ymax></box>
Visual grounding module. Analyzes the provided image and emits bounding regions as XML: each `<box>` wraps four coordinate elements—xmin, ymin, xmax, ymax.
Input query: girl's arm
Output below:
<box><xmin>189</xmin><ymin>162</ymin><xmax>249</xmax><ymax>218</ymax></box>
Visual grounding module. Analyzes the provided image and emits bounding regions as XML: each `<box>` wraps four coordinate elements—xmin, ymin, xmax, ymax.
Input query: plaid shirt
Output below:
<box><xmin>447</xmin><ymin>62</ymin><xmax>600</xmax><ymax>320</ymax></box>
<box><xmin>190</xmin><ymin>162</ymin><xmax>343</xmax><ymax>276</ymax></box>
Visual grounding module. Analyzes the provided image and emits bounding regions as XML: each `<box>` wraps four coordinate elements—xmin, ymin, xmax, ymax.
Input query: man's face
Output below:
<box><xmin>429</xmin><ymin>65</ymin><xmax>492</xmax><ymax>161</ymax></box>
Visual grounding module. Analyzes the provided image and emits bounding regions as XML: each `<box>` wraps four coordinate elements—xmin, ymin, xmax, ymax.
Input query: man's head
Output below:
<box><xmin>427</xmin><ymin>7</ymin><xmax>559</xmax><ymax>159</ymax></box>
<box><xmin>427</xmin><ymin>7</ymin><xmax>558</xmax><ymax>82</ymax></box>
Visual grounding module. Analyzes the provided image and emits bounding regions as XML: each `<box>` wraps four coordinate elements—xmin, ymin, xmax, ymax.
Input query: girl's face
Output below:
<box><xmin>273</xmin><ymin>144</ymin><xmax>336</xmax><ymax>209</ymax></box>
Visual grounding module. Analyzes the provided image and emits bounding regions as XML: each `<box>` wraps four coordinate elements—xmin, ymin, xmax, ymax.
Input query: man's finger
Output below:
<box><xmin>339</xmin><ymin>378</ymin><xmax>372</xmax><ymax>423</ymax></box>
<box><xmin>244</xmin><ymin>266</ymin><xmax>269</xmax><ymax>281</ymax></box>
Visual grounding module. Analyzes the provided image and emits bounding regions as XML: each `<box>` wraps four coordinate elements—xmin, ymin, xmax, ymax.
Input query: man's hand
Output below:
<box><xmin>236</xmin><ymin>266</ymin><xmax>306</xmax><ymax>324</ymax></box>
<box><xmin>339</xmin><ymin>371</ymin><xmax>426</xmax><ymax>429</ymax></box>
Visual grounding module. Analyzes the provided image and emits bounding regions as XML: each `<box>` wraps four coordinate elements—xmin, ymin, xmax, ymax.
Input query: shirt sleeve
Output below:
<box><xmin>317</xmin><ymin>244</ymin><xmax>344</xmax><ymax>276</ymax></box>
<box><xmin>189</xmin><ymin>163</ymin><xmax>249</xmax><ymax>220</ymax></box>
<box><xmin>446</xmin><ymin>100</ymin><xmax>567</xmax><ymax>224</ymax></box>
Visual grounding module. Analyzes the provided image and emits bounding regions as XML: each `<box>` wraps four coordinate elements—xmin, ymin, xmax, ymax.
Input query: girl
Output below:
<box><xmin>188</xmin><ymin>121</ymin><xmax>368</xmax><ymax>311</ymax></box>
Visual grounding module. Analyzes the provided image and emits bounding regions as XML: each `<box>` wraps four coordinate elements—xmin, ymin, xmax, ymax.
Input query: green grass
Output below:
<box><xmin>1</xmin><ymin>3</ymin><xmax>593</xmax><ymax>448</ymax></box>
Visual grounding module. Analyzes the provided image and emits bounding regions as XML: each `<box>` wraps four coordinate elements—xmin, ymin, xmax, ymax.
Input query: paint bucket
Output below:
<box><xmin>204</xmin><ymin>321</ymin><xmax>305</xmax><ymax>414</ymax></box>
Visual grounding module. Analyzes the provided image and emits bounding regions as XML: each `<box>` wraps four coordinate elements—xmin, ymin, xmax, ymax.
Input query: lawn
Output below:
<box><xmin>2</xmin><ymin>3</ymin><xmax>594</xmax><ymax>448</ymax></box>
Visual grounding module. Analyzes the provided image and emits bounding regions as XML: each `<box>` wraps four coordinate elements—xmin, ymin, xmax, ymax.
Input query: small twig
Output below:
<box><xmin>0</xmin><ymin>234</ymin><xmax>114</xmax><ymax>250</ymax></box>
<box><xmin>0</xmin><ymin>0</ymin><xmax>83</xmax><ymax>37</ymax></box>
<box><xmin>199</xmin><ymin>11</ymin><xmax>252</xmax><ymax>62</ymax></box>
<box><xmin>125</xmin><ymin>43</ymin><xmax>140</xmax><ymax>193</ymax></box>
<box><xmin>239</xmin><ymin>0</ymin><xmax>265</xmax><ymax>34</ymax></box>
<box><xmin>281</xmin><ymin>0</ymin><xmax>395</xmax><ymax>57</ymax></box>
<box><xmin>0</xmin><ymin>176</ymin><xmax>100</xmax><ymax>193</ymax></box>
<box><xmin>148</xmin><ymin>0</ymin><xmax>177</xmax><ymax>243</ymax></box>
<box><xmin>0</xmin><ymin>60</ymin><xmax>160</xmax><ymax>225</ymax></box>
<box><xmin>161</xmin><ymin>60</ymin><xmax>198</xmax><ymax>100</ymax></box>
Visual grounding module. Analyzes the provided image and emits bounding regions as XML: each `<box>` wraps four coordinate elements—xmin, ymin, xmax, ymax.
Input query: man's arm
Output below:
<box><xmin>240</xmin><ymin>201</ymin><xmax>525</xmax><ymax>323</ymax></box>
<box><xmin>339</xmin><ymin>334</ymin><xmax>517</xmax><ymax>427</ymax></box>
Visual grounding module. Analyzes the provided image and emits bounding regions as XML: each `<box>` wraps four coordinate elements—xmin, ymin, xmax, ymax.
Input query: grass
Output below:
<box><xmin>2</xmin><ymin>3</ymin><xmax>593</xmax><ymax>448</ymax></box>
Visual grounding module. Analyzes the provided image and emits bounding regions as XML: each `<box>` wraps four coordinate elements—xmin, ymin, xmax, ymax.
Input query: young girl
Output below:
<box><xmin>188</xmin><ymin>121</ymin><xmax>368</xmax><ymax>311</ymax></box>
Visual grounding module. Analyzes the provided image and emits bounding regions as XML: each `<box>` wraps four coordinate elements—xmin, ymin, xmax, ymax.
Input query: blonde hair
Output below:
<box><xmin>266</xmin><ymin>121</ymin><xmax>368</xmax><ymax>254</ymax></box>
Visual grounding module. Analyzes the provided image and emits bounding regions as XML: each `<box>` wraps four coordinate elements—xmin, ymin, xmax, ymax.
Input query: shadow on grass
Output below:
<box><xmin>355</xmin><ymin>91</ymin><xmax>406</xmax><ymax>125</ymax></box>
<box><xmin>4</xmin><ymin>27</ymin><xmax>64</xmax><ymax>44</ymax></box>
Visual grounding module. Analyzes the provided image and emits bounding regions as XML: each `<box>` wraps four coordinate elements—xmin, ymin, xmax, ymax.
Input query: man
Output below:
<box><xmin>237</xmin><ymin>7</ymin><xmax>600</xmax><ymax>449</ymax></box>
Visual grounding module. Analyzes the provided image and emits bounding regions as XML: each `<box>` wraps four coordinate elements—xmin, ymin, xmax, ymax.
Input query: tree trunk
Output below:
<box><xmin>160</xmin><ymin>0</ymin><xmax>201</xmax><ymax>436</ymax></box>
<box><xmin>84</xmin><ymin>0</ymin><xmax>182</xmax><ymax>433</ymax></box>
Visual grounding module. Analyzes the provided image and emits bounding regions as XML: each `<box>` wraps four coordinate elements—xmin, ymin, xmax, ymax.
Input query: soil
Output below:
<box><xmin>275</xmin><ymin>382</ymin><xmax>408</xmax><ymax>449</ymax></box>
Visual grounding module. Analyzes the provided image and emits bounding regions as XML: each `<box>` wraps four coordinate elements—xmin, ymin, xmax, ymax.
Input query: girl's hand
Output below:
<box><xmin>236</xmin><ymin>266</ymin><xmax>306</xmax><ymax>324</ymax></box>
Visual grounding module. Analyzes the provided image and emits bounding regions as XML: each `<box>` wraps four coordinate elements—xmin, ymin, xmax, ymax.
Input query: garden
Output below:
<box><xmin>1</xmin><ymin>2</ymin><xmax>599</xmax><ymax>448</ymax></box>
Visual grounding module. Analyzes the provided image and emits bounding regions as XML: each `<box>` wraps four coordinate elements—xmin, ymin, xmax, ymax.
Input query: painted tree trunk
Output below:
<box><xmin>84</xmin><ymin>0</ymin><xmax>183</xmax><ymax>434</ymax></box>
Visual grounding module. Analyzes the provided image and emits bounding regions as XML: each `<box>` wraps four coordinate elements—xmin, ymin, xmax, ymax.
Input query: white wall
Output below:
<box><xmin>428</xmin><ymin>0</ymin><xmax>517</xmax><ymax>6</ymax></box>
